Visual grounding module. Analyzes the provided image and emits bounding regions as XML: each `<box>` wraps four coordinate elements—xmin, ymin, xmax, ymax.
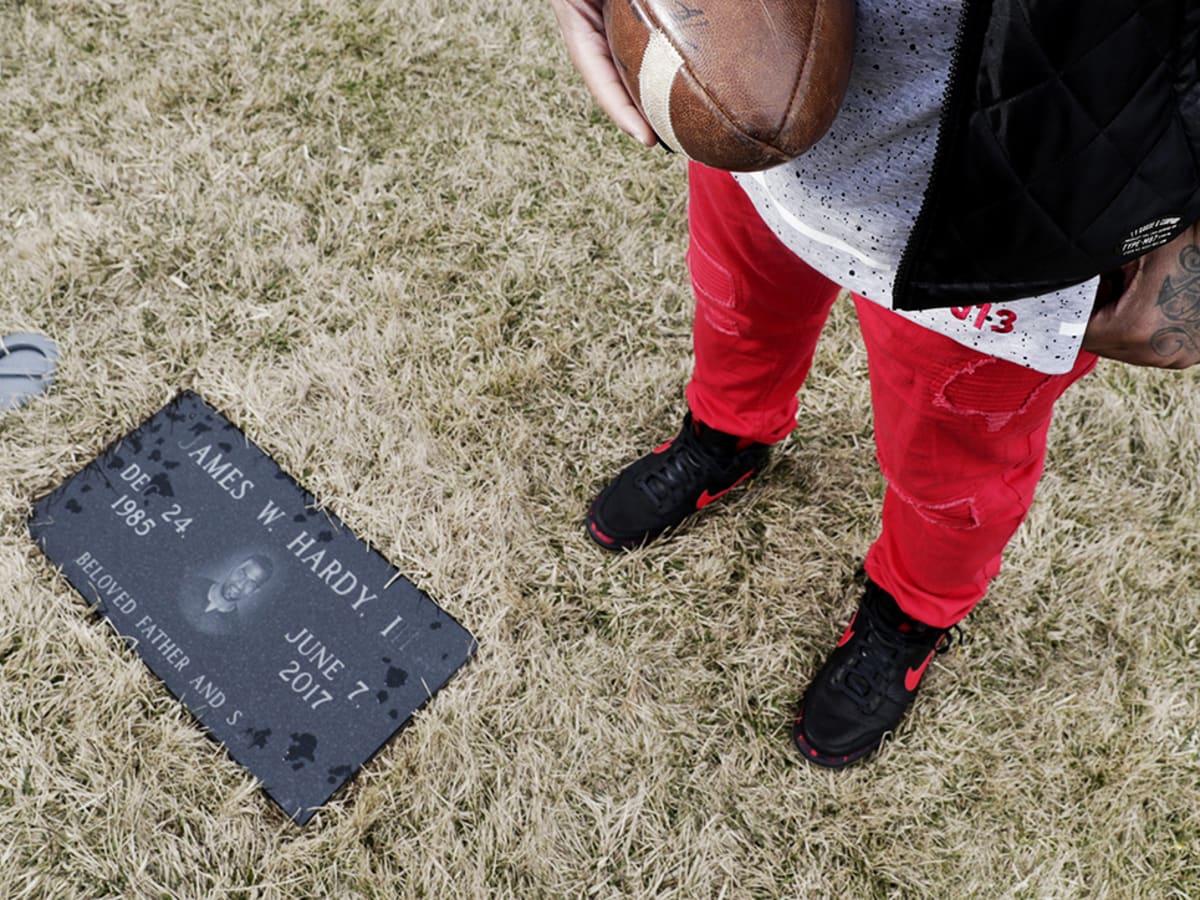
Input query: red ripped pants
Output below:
<box><xmin>684</xmin><ymin>163</ymin><xmax>1097</xmax><ymax>628</ymax></box>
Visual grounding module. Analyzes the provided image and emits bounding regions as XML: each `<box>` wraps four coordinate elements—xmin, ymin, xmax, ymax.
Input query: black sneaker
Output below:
<box><xmin>586</xmin><ymin>412</ymin><xmax>769</xmax><ymax>551</ymax></box>
<box><xmin>792</xmin><ymin>580</ymin><xmax>956</xmax><ymax>767</ymax></box>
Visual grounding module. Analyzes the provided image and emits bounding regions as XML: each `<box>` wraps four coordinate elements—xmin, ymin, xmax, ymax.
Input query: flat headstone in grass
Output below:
<box><xmin>28</xmin><ymin>390</ymin><xmax>476</xmax><ymax>825</ymax></box>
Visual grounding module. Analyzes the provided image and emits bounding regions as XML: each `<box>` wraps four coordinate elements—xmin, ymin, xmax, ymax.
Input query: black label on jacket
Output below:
<box><xmin>1117</xmin><ymin>216</ymin><xmax>1183</xmax><ymax>257</ymax></box>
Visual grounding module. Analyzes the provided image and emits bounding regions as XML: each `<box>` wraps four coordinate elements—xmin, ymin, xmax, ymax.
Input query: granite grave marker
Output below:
<box><xmin>28</xmin><ymin>391</ymin><xmax>476</xmax><ymax>824</ymax></box>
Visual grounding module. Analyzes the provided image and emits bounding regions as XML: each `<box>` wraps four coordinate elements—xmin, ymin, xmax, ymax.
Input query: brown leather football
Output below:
<box><xmin>603</xmin><ymin>0</ymin><xmax>856</xmax><ymax>171</ymax></box>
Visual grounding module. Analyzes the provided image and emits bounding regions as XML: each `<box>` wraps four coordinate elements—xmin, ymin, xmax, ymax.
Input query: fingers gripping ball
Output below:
<box><xmin>603</xmin><ymin>0</ymin><xmax>856</xmax><ymax>172</ymax></box>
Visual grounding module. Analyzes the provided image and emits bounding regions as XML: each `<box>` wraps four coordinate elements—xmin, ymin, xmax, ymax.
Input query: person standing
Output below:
<box><xmin>551</xmin><ymin>0</ymin><xmax>1200</xmax><ymax>765</ymax></box>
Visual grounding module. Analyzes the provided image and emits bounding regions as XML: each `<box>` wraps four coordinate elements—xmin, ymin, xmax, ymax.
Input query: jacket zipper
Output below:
<box><xmin>893</xmin><ymin>0</ymin><xmax>988</xmax><ymax>311</ymax></box>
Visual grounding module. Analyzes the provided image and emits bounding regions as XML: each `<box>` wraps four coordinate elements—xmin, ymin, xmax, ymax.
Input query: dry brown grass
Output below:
<box><xmin>2</xmin><ymin>0</ymin><xmax>1199</xmax><ymax>897</ymax></box>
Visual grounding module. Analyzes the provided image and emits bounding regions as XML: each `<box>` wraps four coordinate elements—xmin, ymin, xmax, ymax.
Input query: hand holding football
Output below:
<box><xmin>603</xmin><ymin>0</ymin><xmax>856</xmax><ymax>171</ymax></box>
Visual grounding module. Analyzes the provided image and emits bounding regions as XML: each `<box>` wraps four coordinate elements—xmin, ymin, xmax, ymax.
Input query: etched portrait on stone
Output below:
<box><xmin>178</xmin><ymin>554</ymin><xmax>275</xmax><ymax>636</ymax></box>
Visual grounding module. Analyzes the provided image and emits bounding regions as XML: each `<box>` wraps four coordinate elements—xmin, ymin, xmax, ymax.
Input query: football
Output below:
<box><xmin>603</xmin><ymin>0</ymin><xmax>856</xmax><ymax>171</ymax></box>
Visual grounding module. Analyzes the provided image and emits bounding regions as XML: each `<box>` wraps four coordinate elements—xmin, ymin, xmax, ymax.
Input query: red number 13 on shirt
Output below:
<box><xmin>950</xmin><ymin>304</ymin><xmax>1017</xmax><ymax>334</ymax></box>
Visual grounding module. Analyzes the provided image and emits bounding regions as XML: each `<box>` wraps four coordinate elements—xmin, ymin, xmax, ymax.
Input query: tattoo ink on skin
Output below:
<box><xmin>1151</xmin><ymin>244</ymin><xmax>1200</xmax><ymax>358</ymax></box>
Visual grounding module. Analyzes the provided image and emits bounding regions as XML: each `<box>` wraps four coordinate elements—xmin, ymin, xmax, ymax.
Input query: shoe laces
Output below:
<box><xmin>638</xmin><ymin>428</ymin><xmax>712</xmax><ymax>509</ymax></box>
<box><xmin>838</xmin><ymin>608</ymin><xmax>959</xmax><ymax>716</ymax></box>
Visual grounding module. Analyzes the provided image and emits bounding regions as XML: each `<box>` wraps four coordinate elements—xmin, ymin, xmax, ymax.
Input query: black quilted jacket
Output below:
<box><xmin>893</xmin><ymin>0</ymin><xmax>1200</xmax><ymax>311</ymax></box>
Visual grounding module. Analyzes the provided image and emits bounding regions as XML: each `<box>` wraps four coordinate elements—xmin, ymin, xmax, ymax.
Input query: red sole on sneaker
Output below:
<box><xmin>790</xmin><ymin>703</ymin><xmax>882</xmax><ymax>769</ymax></box>
<box><xmin>586</xmin><ymin>516</ymin><xmax>624</xmax><ymax>551</ymax></box>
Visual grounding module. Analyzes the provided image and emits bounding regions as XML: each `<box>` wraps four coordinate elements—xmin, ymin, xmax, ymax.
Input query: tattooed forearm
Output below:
<box><xmin>1150</xmin><ymin>243</ymin><xmax>1200</xmax><ymax>358</ymax></box>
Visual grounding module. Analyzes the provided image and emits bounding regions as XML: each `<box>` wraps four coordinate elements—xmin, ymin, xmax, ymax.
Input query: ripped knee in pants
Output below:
<box><xmin>934</xmin><ymin>357</ymin><xmax>1054</xmax><ymax>433</ymax></box>
<box><xmin>891</xmin><ymin>483</ymin><xmax>981</xmax><ymax>530</ymax></box>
